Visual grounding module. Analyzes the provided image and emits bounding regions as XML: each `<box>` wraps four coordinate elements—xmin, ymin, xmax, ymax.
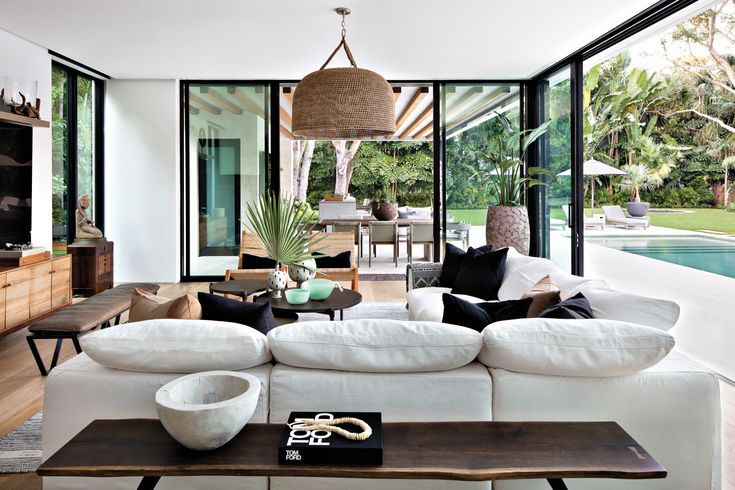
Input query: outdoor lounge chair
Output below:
<box><xmin>561</xmin><ymin>206</ymin><xmax>604</xmax><ymax>230</ymax></box>
<box><xmin>602</xmin><ymin>205</ymin><xmax>649</xmax><ymax>229</ymax></box>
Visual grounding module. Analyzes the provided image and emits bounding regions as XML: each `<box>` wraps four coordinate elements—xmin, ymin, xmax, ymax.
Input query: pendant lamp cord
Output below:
<box><xmin>319</xmin><ymin>10</ymin><xmax>358</xmax><ymax>69</ymax></box>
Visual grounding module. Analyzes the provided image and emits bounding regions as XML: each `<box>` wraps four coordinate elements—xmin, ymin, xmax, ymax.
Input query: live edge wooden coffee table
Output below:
<box><xmin>37</xmin><ymin>419</ymin><xmax>666</xmax><ymax>490</ymax></box>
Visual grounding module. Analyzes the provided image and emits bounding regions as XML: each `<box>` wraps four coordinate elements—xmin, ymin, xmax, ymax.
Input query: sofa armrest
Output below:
<box><xmin>406</xmin><ymin>262</ymin><xmax>443</xmax><ymax>291</ymax></box>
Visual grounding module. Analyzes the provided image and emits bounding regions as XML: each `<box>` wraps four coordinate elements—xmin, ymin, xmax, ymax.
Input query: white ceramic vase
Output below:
<box><xmin>287</xmin><ymin>258</ymin><xmax>317</xmax><ymax>288</ymax></box>
<box><xmin>267</xmin><ymin>269</ymin><xmax>288</xmax><ymax>298</ymax></box>
<box><xmin>155</xmin><ymin>371</ymin><xmax>261</xmax><ymax>451</ymax></box>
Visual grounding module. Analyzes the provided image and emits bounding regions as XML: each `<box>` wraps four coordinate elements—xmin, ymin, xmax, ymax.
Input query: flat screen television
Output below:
<box><xmin>0</xmin><ymin>122</ymin><xmax>32</xmax><ymax>245</ymax></box>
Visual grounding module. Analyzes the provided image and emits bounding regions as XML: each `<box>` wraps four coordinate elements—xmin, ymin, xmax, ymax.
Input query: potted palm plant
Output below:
<box><xmin>478</xmin><ymin>113</ymin><xmax>553</xmax><ymax>255</ymax></box>
<box><xmin>619</xmin><ymin>163</ymin><xmax>663</xmax><ymax>217</ymax></box>
<box><xmin>243</xmin><ymin>193</ymin><xmax>324</xmax><ymax>298</ymax></box>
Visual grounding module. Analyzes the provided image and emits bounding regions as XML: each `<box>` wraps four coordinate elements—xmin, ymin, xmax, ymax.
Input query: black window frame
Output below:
<box><xmin>51</xmin><ymin>60</ymin><xmax>106</xmax><ymax>245</ymax></box>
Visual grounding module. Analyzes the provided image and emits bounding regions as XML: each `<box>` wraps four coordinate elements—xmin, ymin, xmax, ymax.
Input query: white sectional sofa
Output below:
<box><xmin>41</xmin><ymin>249</ymin><xmax>721</xmax><ymax>490</ymax></box>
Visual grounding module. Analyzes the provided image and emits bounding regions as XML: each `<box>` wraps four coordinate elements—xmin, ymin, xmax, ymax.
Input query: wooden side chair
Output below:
<box><xmin>408</xmin><ymin>222</ymin><xmax>434</xmax><ymax>264</ymax></box>
<box><xmin>332</xmin><ymin>222</ymin><xmax>363</xmax><ymax>266</ymax></box>
<box><xmin>368</xmin><ymin>221</ymin><xmax>398</xmax><ymax>267</ymax></box>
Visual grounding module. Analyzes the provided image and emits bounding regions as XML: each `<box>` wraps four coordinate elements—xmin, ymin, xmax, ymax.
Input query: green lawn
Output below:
<box><xmin>449</xmin><ymin>207</ymin><xmax>735</xmax><ymax>234</ymax></box>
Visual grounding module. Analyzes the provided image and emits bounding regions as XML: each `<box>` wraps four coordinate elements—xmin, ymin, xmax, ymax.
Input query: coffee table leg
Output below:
<box><xmin>546</xmin><ymin>478</ymin><xmax>568</xmax><ymax>490</ymax></box>
<box><xmin>328</xmin><ymin>310</ymin><xmax>335</xmax><ymax>321</ymax></box>
<box><xmin>137</xmin><ymin>476</ymin><xmax>161</xmax><ymax>490</ymax></box>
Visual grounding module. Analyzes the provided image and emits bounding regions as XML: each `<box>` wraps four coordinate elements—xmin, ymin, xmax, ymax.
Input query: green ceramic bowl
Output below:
<box><xmin>284</xmin><ymin>288</ymin><xmax>310</xmax><ymax>305</ymax></box>
<box><xmin>303</xmin><ymin>279</ymin><xmax>335</xmax><ymax>300</ymax></box>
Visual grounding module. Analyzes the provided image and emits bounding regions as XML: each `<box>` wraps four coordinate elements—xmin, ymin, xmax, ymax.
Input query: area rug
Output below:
<box><xmin>299</xmin><ymin>301</ymin><xmax>408</xmax><ymax>321</ymax></box>
<box><xmin>0</xmin><ymin>412</ymin><xmax>42</xmax><ymax>473</ymax></box>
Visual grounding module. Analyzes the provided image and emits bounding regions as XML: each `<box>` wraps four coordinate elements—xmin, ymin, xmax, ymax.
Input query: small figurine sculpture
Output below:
<box><xmin>75</xmin><ymin>194</ymin><xmax>103</xmax><ymax>239</ymax></box>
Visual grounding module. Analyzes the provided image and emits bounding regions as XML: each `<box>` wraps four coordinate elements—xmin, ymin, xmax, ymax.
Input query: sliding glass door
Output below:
<box><xmin>183</xmin><ymin>83</ymin><xmax>269</xmax><ymax>277</ymax></box>
<box><xmin>537</xmin><ymin>67</ymin><xmax>575</xmax><ymax>273</ymax></box>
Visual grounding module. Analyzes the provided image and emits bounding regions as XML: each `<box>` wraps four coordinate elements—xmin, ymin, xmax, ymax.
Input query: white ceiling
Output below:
<box><xmin>0</xmin><ymin>0</ymin><xmax>660</xmax><ymax>80</ymax></box>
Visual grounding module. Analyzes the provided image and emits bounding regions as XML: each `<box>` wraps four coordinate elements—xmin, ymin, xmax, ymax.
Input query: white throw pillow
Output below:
<box><xmin>268</xmin><ymin>319</ymin><xmax>482</xmax><ymax>372</ymax></box>
<box><xmin>81</xmin><ymin>319</ymin><xmax>272</xmax><ymax>373</ymax></box>
<box><xmin>571</xmin><ymin>285</ymin><xmax>680</xmax><ymax>331</ymax></box>
<box><xmin>477</xmin><ymin>318</ymin><xmax>674</xmax><ymax>377</ymax></box>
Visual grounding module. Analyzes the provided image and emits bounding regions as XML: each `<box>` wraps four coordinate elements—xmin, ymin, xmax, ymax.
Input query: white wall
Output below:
<box><xmin>105</xmin><ymin>80</ymin><xmax>179</xmax><ymax>282</ymax></box>
<box><xmin>0</xmin><ymin>28</ymin><xmax>52</xmax><ymax>250</ymax></box>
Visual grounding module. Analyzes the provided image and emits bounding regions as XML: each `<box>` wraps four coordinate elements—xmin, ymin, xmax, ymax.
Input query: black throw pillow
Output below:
<box><xmin>539</xmin><ymin>292</ymin><xmax>594</xmax><ymax>319</ymax></box>
<box><xmin>450</xmin><ymin>247</ymin><xmax>508</xmax><ymax>301</ymax></box>
<box><xmin>313</xmin><ymin>251</ymin><xmax>351</xmax><ymax>268</ymax></box>
<box><xmin>197</xmin><ymin>292</ymin><xmax>278</xmax><ymax>335</ymax></box>
<box><xmin>441</xmin><ymin>294</ymin><xmax>532</xmax><ymax>332</ymax></box>
<box><xmin>241</xmin><ymin>253</ymin><xmax>277</xmax><ymax>270</ymax></box>
<box><xmin>440</xmin><ymin>243</ymin><xmax>492</xmax><ymax>288</ymax></box>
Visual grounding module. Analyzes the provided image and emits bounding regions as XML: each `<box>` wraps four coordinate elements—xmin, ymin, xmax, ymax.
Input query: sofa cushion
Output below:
<box><xmin>521</xmin><ymin>275</ymin><xmax>561</xmax><ymax>318</ymax></box>
<box><xmin>128</xmin><ymin>288</ymin><xmax>202</xmax><ymax>323</ymax></box>
<box><xmin>241</xmin><ymin>253</ymin><xmax>278</xmax><ymax>270</ymax></box>
<box><xmin>407</xmin><ymin>287</ymin><xmax>486</xmax><ymax>322</ymax></box>
<box><xmin>451</xmin><ymin>247</ymin><xmax>508</xmax><ymax>301</ymax></box>
<box><xmin>538</xmin><ymin>292</ymin><xmax>593</xmax><ymax>319</ymax></box>
<box><xmin>80</xmin><ymin>318</ymin><xmax>272</xmax><ymax>373</ymax></box>
<box><xmin>570</xmin><ymin>285</ymin><xmax>680</xmax><ymax>331</ymax></box>
<box><xmin>477</xmin><ymin>318</ymin><xmax>675</xmax><ymax>377</ymax></box>
<box><xmin>442</xmin><ymin>294</ymin><xmax>532</xmax><ymax>332</ymax></box>
<box><xmin>440</xmin><ymin>243</ymin><xmax>492</xmax><ymax>288</ymax></box>
<box><xmin>198</xmin><ymin>292</ymin><xmax>278</xmax><ymax>335</ymax></box>
<box><xmin>268</xmin><ymin>319</ymin><xmax>483</xmax><ymax>372</ymax></box>
<box><xmin>313</xmin><ymin>250</ymin><xmax>351</xmax><ymax>269</ymax></box>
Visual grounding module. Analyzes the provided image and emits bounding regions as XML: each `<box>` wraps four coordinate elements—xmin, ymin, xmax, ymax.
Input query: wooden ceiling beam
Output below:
<box><xmin>447</xmin><ymin>87</ymin><xmax>512</xmax><ymax>131</ymax></box>
<box><xmin>393</xmin><ymin>87</ymin><xmax>402</xmax><ymax>103</ymax></box>
<box><xmin>395</xmin><ymin>86</ymin><xmax>429</xmax><ymax>130</ymax></box>
<box><xmin>203</xmin><ymin>89</ymin><xmax>242</xmax><ymax>115</ymax></box>
<box><xmin>230</xmin><ymin>87</ymin><xmax>265</xmax><ymax>119</ymax></box>
<box><xmin>279</xmin><ymin>106</ymin><xmax>292</xmax><ymax>127</ymax></box>
<box><xmin>446</xmin><ymin>86</ymin><xmax>484</xmax><ymax>117</ymax></box>
<box><xmin>188</xmin><ymin>106</ymin><xmax>199</xmax><ymax>115</ymax></box>
<box><xmin>397</xmin><ymin>102</ymin><xmax>433</xmax><ymax>140</ymax></box>
<box><xmin>280</xmin><ymin>124</ymin><xmax>293</xmax><ymax>139</ymax></box>
<box><xmin>189</xmin><ymin>94</ymin><xmax>221</xmax><ymax>115</ymax></box>
<box><xmin>283</xmin><ymin>87</ymin><xmax>294</xmax><ymax>105</ymax></box>
<box><xmin>413</xmin><ymin>120</ymin><xmax>433</xmax><ymax>139</ymax></box>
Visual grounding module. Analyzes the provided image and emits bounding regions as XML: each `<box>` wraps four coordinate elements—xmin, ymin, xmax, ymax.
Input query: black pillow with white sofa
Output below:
<box><xmin>39</xmin><ymin>246</ymin><xmax>720</xmax><ymax>490</ymax></box>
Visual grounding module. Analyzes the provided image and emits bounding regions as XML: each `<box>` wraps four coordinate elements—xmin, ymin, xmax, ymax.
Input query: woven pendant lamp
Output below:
<box><xmin>292</xmin><ymin>8</ymin><xmax>396</xmax><ymax>140</ymax></box>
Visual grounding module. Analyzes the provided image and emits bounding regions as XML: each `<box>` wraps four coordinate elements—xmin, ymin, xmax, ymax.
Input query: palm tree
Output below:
<box><xmin>723</xmin><ymin>155</ymin><xmax>735</xmax><ymax>207</ymax></box>
<box><xmin>619</xmin><ymin>164</ymin><xmax>663</xmax><ymax>202</ymax></box>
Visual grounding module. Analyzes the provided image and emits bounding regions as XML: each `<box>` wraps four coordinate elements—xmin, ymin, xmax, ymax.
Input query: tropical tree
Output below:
<box><xmin>619</xmin><ymin>163</ymin><xmax>664</xmax><ymax>202</ymax></box>
<box><xmin>722</xmin><ymin>155</ymin><xmax>735</xmax><ymax>207</ymax></box>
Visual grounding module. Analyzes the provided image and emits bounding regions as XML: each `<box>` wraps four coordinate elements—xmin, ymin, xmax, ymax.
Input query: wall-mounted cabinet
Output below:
<box><xmin>0</xmin><ymin>255</ymin><xmax>72</xmax><ymax>335</ymax></box>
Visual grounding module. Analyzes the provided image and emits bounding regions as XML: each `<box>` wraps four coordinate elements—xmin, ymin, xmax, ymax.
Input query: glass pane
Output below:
<box><xmin>51</xmin><ymin>66</ymin><xmax>68</xmax><ymax>249</ymax></box>
<box><xmin>443</xmin><ymin>83</ymin><xmax>522</xmax><ymax>252</ymax></box>
<box><xmin>539</xmin><ymin>67</ymin><xmax>573</xmax><ymax>272</ymax></box>
<box><xmin>187</xmin><ymin>84</ymin><xmax>269</xmax><ymax>276</ymax></box>
<box><xmin>76</xmin><ymin>76</ymin><xmax>95</xmax><ymax>220</ymax></box>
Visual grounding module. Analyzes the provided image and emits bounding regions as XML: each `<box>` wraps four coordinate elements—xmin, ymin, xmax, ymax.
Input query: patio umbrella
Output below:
<box><xmin>559</xmin><ymin>159</ymin><xmax>626</xmax><ymax>210</ymax></box>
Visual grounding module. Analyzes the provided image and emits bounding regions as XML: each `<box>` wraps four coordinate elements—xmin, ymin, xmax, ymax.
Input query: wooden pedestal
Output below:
<box><xmin>68</xmin><ymin>240</ymin><xmax>113</xmax><ymax>296</ymax></box>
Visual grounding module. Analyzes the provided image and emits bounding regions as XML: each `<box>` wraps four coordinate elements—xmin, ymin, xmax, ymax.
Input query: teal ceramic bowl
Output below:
<box><xmin>284</xmin><ymin>288</ymin><xmax>310</xmax><ymax>305</ymax></box>
<box><xmin>303</xmin><ymin>279</ymin><xmax>334</xmax><ymax>300</ymax></box>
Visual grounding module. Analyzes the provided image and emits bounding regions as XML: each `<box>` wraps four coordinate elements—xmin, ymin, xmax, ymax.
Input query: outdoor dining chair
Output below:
<box><xmin>408</xmin><ymin>222</ymin><xmax>434</xmax><ymax>264</ymax></box>
<box><xmin>332</xmin><ymin>221</ymin><xmax>363</xmax><ymax>266</ymax></box>
<box><xmin>368</xmin><ymin>221</ymin><xmax>399</xmax><ymax>267</ymax></box>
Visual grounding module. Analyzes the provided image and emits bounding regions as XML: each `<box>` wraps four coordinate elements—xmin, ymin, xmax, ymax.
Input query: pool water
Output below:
<box><xmin>587</xmin><ymin>235</ymin><xmax>735</xmax><ymax>279</ymax></box>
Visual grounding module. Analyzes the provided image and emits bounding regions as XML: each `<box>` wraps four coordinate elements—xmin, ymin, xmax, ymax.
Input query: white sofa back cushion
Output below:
<box><xmin>477</xmin><ymin>318</ymin><xmax>674</xmax><ymax>377</ymax></box>
<box><xmin>81</xmin><ymin>319</ymin><xmax>272</xmax><ymax>373</ymax></box>
<box><xmin>571</xmin><ymin>285</ymin><xmax>680</xmax><ymax>331</ymax></box>
<box><xmin>268</xmin><ymin>319</ymin><xmax>483</xmax><ymax>372</ymax></box>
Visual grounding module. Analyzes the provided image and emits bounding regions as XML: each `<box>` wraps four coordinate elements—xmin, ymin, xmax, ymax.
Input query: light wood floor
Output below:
<box><xmin>0</xmin><ymin>280</ymin><xmax>732</xmax><ymax>489</ymax></box>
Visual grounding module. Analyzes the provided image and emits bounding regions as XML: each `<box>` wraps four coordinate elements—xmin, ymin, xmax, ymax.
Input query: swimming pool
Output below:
<box><xmin>586</xmin><ymin>235</ymin><xmax>735</xmax><ymax>279</ymax></box>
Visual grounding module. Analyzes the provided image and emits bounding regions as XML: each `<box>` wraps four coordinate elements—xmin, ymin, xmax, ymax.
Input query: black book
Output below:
<box><xmin>278</xmin><ymin>411</ymin><xmax>383</xmax><ymax>465</ymax></box>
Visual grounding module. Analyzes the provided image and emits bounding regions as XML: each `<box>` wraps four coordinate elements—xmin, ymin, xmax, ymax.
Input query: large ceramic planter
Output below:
<box><xmin>626</xmin><ymin>201</ymin><xmax>649</xmax><ymax>217</ymax></box>
<box><xmin>371</xmin><ymin>202</ymin><xmax>398</xmax><ymax>221</ymax></box>
<box><xmin>485</xmin><ymin>205</ymin><xmax>530</xmax><ymax>255</ymax></box>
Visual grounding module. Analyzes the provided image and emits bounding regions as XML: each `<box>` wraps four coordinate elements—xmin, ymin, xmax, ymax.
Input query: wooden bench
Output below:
<box><xmin>26</xmin><ymin>282</ymin><xmax>160</xmax><ymax>376</ymax></box>
<box><xmin>226</xmin><ymin>231</ymin><xmax>359</xmax><ymax>291</ymax></box>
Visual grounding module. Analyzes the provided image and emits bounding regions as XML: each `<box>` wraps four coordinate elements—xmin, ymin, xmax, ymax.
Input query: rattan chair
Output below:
<box><xmin>332</xmin><ymin>222</ymin><xmax>362</xmax><ymax>266</ymax></box>
<box><xmin>368</xmin><ymin>221</ymin><xmax>398</xmax><ymax>267</ymax></box>
<box><xmin>408</xmin><ymin>222</ymin><xmax>434</xmax><ymax>264</ymax></box>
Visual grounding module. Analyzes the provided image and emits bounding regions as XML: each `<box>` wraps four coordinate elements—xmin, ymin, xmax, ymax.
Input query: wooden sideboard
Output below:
<box><xmin>0</xmin><ymin>254</ymin><xmax>72</xmax><ymax>337</ymax></box>
<box><xmin>68</xmin><ymin>240</ymin><xmax>113</xmax><ymax>296</ymax></box>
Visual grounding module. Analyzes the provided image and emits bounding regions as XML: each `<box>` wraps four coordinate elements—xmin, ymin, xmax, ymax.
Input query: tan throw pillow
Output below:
<box><xmin>521</xmin><ymin>275</ymin><xmax>562</xmax><ymax>318</ymax></box>
<box><xmin>129</xmin><ymin>288</ymin><xmax>202</xmax><ymax>323</ymax></box>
